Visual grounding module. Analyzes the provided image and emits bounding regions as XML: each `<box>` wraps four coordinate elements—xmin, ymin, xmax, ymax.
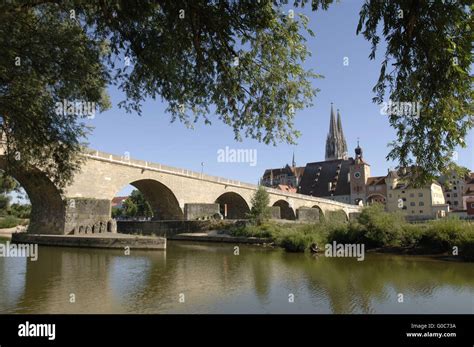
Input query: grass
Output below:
<box><xmin>0</xmin><ymin>216</ymin><xmax>28</xmax><ymax>229</ymax></box>
<box><xmin>228</xmin><ymin>204</ymin><xmax>474</xmax><ymax>261</ymax></box>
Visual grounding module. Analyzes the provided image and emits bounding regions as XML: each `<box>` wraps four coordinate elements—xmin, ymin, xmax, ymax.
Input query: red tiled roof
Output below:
<box><xmin>112</xmin><ymin>196</ymin><xmax>128</xmax><ymax>206</ymax></box>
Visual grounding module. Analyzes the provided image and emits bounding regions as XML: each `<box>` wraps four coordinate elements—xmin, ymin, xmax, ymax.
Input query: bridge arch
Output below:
<box><xmin>0</xmin><ymin>159</ymin><xmax>65</xmax><ymax>234</ymax></box>
<box><xmin>273</xmin><ymin>200</ymin><xmax>296</xmax><ymax>220</ymax></box>
<box><xmin>123</xmin><ymin>179</ymin><xmax>184</xmax><ymax>220</ymax></box>
<box><xmin>311</xmin><ymin>205</ymin><xmax>325</xmax><ymax>221</ymax></box>
<box><xmin>215</xmin><ymin>192</ymin><xmax>250</xmax><ymax>219</ymax></box>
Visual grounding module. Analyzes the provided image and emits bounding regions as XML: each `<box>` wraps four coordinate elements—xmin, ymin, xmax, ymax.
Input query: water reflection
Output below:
<box><xmin>0</xmin><ymin>240</ymin><xmax>472</xmax><ymax>314</ymax></box>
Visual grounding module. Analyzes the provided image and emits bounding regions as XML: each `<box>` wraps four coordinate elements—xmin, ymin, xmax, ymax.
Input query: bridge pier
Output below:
<box><xmin>64</xmin><ymin>198</ymin><xmax>116</xmax><ymax>235</ymax></box>
<box><xmin>296</xmin><ymin>207</ymin><xmax>320</xmax><ymax>222</ymax></box>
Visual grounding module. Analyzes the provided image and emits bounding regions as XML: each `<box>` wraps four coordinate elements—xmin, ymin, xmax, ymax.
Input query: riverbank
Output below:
<box><xmin>0</xmin><ymin>226</ymin><xmax>27</xmax><ymax>240</ymax></box>
<box><xmin>225</xmin><ymin>205</ymin><xmax>474</xmax><ymax>262</ymax></box>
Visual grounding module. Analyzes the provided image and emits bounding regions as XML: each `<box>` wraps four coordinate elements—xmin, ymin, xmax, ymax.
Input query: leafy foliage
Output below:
<box><xmin>113</xmin><ymin>190</ymin><xmax>153</xmax><ymax>219</ymax></box>
<box><xmin>128</xmin><ymin>189</ymin><xmax>153</xmax><ymax>218</ymax></box>
<box><xmin>0</xmin><ymin>0</ymin><xmax>471</xmax><ymax>187</ymax></box>
<box><xmin>356</xmin><ymin>0</ymin><xmax>473</xmax><ymax>183</ymax></box>
<box><xmin>1</xmin><ymin>1</ymin><xmax>319</xmax><ymax>187</ymax></box>
<box><xmin>0</xmin><ymin>5</ymin><xmax>110</xmax><ymax>188</ymax></box>
<box><xmin>248</xmin><ymin>186</ymin><xmax>271</xmax><ymax>225</ymax></box>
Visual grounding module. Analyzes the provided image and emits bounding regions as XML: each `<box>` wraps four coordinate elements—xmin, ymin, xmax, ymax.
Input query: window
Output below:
<box><xmin>410</xmin><ymin>202</ymin><xmax>415</xmax><ymax>206</ymax></box>
<box><xmin>447</xmin><ymin>194</ymin><xmax>450</xmax><ymax>197</ymax></box>
<box><xmin>418</xmin><ymin>193</ymin><xmax>423</xmax><ymax>197</ymax></box>
<box><xmin>402</xmin><ymin>190</ymin><xmax>405</xmax><ymax>194</ymax></box>
<box><xmin>454</xmin><ymin>193</ymin><xmax>458</xmax><ymax>197</ymax></box>
<box><xmin>419</xmin><ymin>201</ymin><xmax>424</xmax><ymax>206</ymax></box>
<box><xmin>454</xmin><ymin>186</ymin><xmax>457</xmax><ymax>190</ymax></box>
<box><xmin>454</xmin><ymin>201</ymin><xmax>458</xmax><ymax>206</ymax></box>
<box><xmin>420</xmin><ymin>210</ymin><xmax>423</xmax><ymax>214</ymax></box>
<box><xmin>402</xmin><ymin>198</ymin><xmax>406</xmax><ymax>201</ymax></box>
<box><xmin>410</xmin><ymin>193</ymin><xmax>414</xmax><ymax>198</ymax></box>
<box><xmin>471</xmin><ymin>203</ymin><xmax>474</xmax><ymax>208</ymax></box>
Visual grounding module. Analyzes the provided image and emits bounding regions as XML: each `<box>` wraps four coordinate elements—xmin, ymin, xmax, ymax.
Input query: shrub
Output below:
<box><xmin>229</xmin><ymin>222</ymin><xmax>276</xmax><ymax>238</ymax></box>
<box><xmin>401</xmin><ymin>223</ymin><xmax>427</xmax><ymax>247</ymax></box>
<box><xmin>8</xmin><ymin>203</ymin><xmax>31</xmax><ymax>219</ymax></box>
<box><xmin>276</xmin><ymin>230</ymin><xmax>315</xmax><ymax>252</ymax></box>
<box><xmin>459</xmin><ymin>235</ymin><xmax>474</xmax><ymax>261</ymax></box>
<box><xmin>356</xmin><ymin>204</ymin><xmax>405</xmax><ymax>247</ymax></box>
<box><xmin>327</xmin><ymin>221</ymin><xmax>362</xmax><ymax>244</ymax></box>
<box><xmin>420</xmin><ymin>218</ymin><xmax>474</xmax><ymax>253</ymax></box>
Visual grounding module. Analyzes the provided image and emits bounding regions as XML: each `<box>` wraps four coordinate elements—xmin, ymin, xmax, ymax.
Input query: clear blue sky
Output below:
<box><xmin>84</xmin><ymin>0</ymin><xmax>473</xmax><ymax>195</ymax></box>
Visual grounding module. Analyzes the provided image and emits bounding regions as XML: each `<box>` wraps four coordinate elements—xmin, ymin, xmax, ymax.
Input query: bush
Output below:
<box><xmin>327</xmin><ymin>221</ymin><xmax>362</xmax><ymax>244</ymax></box>
<box><xmin>276</xmin><ymin>231</ymin><xmax>313</xmax><ymax>252</ymax></box>
<box><xmin>0</xmin><ymin>216</ymin><xmax>23</xmax><ymax>228</ymax></box>
<box><xmin>8</xmin><ymin>203</ymin><xmax>31</xmax><ymax>219</ymax></box>
<box><xmin>356</xmin><ymin>204</ymin><xmax>405</xmax><ymax>247</ymax></box>
<box><xmin>420</xmin><ymin>218</ymin><xmax>474</xmax><ymax>254</ymax></box>
<box><xmin>228</xmin><ymin>207</ymin><xmax>474</xmax><ymax>260</ymax></box>
<box><xmin>229</xmin><ymin>222</ymin><xmax>276</xmax><ymax>238</ymax></box>
<box><xmin>400</xmin><ymin>223</ymin><xmax>427</xmax><ymax>247</ymax></box>
<box><xmin>459</xmin><ymin>235</ymin><xmax>474</xmax><ymax>261</ymax></box>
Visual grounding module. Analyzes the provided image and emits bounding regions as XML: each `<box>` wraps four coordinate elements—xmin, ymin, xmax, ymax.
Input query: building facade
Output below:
<box><xmin>385</xmin><ymin>171</ymin><xmax>448</xmax><ymax>219</ymax></box>
<box><xmin>260</xmin><ymin>103</ymin><xmax>455</xmax><ymax>220</ymax></box>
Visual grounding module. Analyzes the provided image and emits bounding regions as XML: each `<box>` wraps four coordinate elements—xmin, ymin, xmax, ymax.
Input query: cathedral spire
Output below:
<box><xmin>325</xmin><ymin>104</ymin><xmax>348</xmax><ymax>161</ymax></box>
<box><xmin>292</xmin><ymin>151</ymin><xmax>296</xmax><ymax>167</ymax></box>
<box><xmin>337</xmin><ymin>109</ymin><xmax>348</xmax><ymax>157</ymax></box>
<box><xmin>329</xmin><ymin>103</ymin><xmax>337</xmax><ymax>136</ymax></box>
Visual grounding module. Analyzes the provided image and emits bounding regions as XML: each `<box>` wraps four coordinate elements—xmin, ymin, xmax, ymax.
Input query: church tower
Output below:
<box><xmin>349</xmin><ymin>141</ymin><xmax>371</xmax><ymax>205</ymax></box>
<box><xmin>325</xmin><ymin>104</ymin><xmax>348</xmax><ymax>160</ymax></box>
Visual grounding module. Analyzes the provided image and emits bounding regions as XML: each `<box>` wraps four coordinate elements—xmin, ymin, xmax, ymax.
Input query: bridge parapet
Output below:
<box><xmin>83</xmin><ymin>149</ymin><xmax>361</xmax><ymax>213</ymax></box>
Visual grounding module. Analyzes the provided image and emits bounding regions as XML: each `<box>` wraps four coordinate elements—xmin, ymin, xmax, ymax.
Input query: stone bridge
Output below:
<box><xmin>2</xmin><ymin>149</ymin><xmax>361</xmax><ymax>235</ymax></box>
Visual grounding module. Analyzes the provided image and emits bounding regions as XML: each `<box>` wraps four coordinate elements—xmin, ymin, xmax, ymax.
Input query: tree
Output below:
<box><xmin>248</xmin><ymin>186</ymin><xmax>271</xmax><ymax>225</ymax></box>
<box><xmin>0</xmin><ymin>174</ymin><xmax>19</xmax><ymax>215</ymax></box>
<box><xmin>122</xmin><ymin>198</ymin><xmax>138</xmax><ymax>218</ymax></box>
<box><xmin>128</xmin><ymin>190</ymin><xmax>153</xmax><ymax>218</ymax></box>
<box><xmin>0</xmin><ymin>1</ymin><xmax>318</xmax><ymax>187</ymax></box>
<box><xmin>9</xmin><ymin>203</ymin><xmax>31</xmax><ymax>219</ymax></box>
<box><xmin>0</xmin><ymin>1</ymin><xmax>471</xmax><ymax>187</ymax></box>
<box><xmin>355</xmin><ymin>0</ymin><xmax>472</xmax><ymax>184</ymax></box>
<box><xmin>111</xmin><ymin>206</ymin><xmax>123</xmax><ymax>219</ymax></box>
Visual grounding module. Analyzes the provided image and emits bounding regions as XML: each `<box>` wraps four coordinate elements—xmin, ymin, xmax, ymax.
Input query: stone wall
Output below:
<box><xmin>184</xmin><ymin>203</ymin><xmax>220</xmax><ymax>220</ymax></box>
<box><xmin>296</xmin><ymin>207</ymin><xmax>320</xmax><ymax>222</ymax></box>
<box><xmin>348</xmin><ymin>212</ymin><xmax>360</xmax><ymax>222</ymax></box>
<box><xmin>65</xmin><ymin>198</ymin><xmax>116</xmax><ymax>235</ymax></box>
<box><xmin>270</xmin><ymin>206</ymin><xmax>281</xmax><ymax>219</ymax></box>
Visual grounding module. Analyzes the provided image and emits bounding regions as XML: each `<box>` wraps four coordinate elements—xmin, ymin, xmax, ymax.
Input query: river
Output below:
<box><xmin>0</xmin><ymin>240</ymin><xmax>473</xmax><ymax>314</ymax></box>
